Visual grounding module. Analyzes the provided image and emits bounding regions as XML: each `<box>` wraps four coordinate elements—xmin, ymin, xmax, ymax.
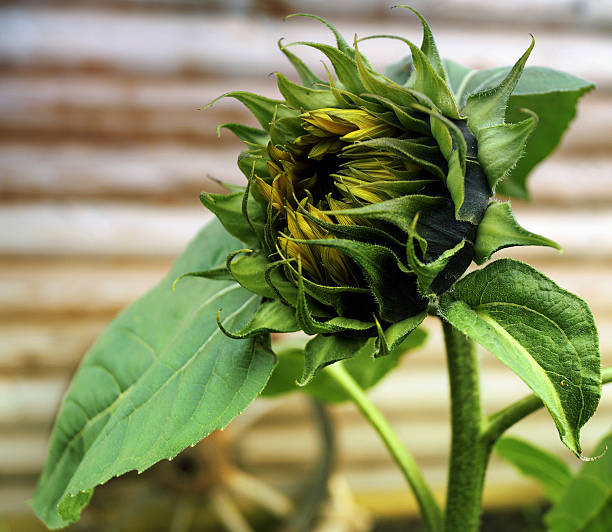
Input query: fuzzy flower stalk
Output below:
<box><xmin>198</xmin><ymin>8</ymin><xmax>559</xmax><ymax>378</ymax></box>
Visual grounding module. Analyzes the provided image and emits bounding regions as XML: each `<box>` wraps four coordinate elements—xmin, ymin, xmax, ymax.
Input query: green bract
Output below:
<box><xmin>200</xmin><ymin>9</ymin><xmax>558</xmax><ymax>358</ymax></box>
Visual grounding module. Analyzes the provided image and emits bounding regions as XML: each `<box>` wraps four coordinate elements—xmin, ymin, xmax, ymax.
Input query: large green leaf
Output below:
<box><xmin>545</xmin><ymin>430</ymin><xmax>612</xmax><ymax>531</ymax></box>
<box><xmin>495</xmin><ymin>436</ymin><xmax>572</xmax><ymax>504</ymax></box>
<box><xmin>443</xmin><ymin>60</ymin><xmax>594</xmax><ymax>198</ymax></box>
<box><xmin>500</xmin><ymin>77</ymin><xmax>593</xmax><ymax>198</ymax></box>
<box><xmin>440</xmin><ymin>259</ymin><xmax>600</xmax><ymax>456</ymax></box>
<box><xmin>32</xmin><ymin>220</ymin><xmax>277</xmax><ymax>528</ymax></box>
<box><xmin>263</xmin><ymin>328</ymin><xmax>427</xmax><ymax>403</ymax></box>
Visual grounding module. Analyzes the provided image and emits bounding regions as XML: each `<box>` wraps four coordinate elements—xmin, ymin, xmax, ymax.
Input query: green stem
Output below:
<box><xmin>324</xmin><ymin>363</ymin><xmax>443</xmax><ymax>532</ymax></box>
<box><xmin>442</xmin><ymin>320</ymin><xmax>488</xmax><ymax>532</ymax></box>
<box><xmin>483</xmin><ymin>366</ymin><xmax>612</xmax><ymax>445</ymax></box>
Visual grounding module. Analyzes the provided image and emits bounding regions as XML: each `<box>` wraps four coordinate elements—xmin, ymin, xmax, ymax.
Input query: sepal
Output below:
<box><xmin>294</xmin><ymin>262</ymin><xmax>375</xmax><ymax>335</ymax></box>
<box><xmin>289</xmin><ymin>236</ymin><xmax>427</xmax><ymax>323</ymax></box>
<box><xmin>463</xmin><ymin>37</ymin><xmax>534</xmax><ymax>131</ymax></box>
<box><xmin>217</xmin><ymin>123</ymin><xmax>269</xmax><ymax>147</ymax></box>
<box><xmin>278</xmin><ymin>38</ymin><xmax>325</xmax><ymax>88</ymax></box>
<box><xmin>292</xmin><ymin>41</ymin><xmax>365</xmax><ymax>95</ymax></box>
<box><xmin>374</xmin><ymin>312</ymin><xmax>426</xmax><ymax>357</ymax></box>
<box><xmin>406</xmin><ymin>215</ymin><xmax>468</xmax><ymax>297</ymax></box>
<box><xmin>477</xmin><ymin>109</ymin><xmax>538</xmax><ymax>192</ymax></box>
<box><xmin>200</xmin><ymin>187</ymin><xmax>264</xmax><ymax>247</ymax></box>
<box><xmin>474</xmin><ymin>201</ymin><xmax>561</xmax><ymax>264</ymax></box>
<box><xmin>276</xmin><ymin>73</ymin><xmax>338</xmax><ymax>110</ymax></box>
<box><xmin>216</xmin><ymin>299</ymin><xmax>300</xmax><ymax>339</ymax></box>
<box><xmin>299</xmin><ymin>334</ymin><xmax>371</xmax><ymax>385</ymax></box>
<box><xmin>204</xmin><ymin>91</ymin><xmax>292</xmax><ymax>130</ymax></box>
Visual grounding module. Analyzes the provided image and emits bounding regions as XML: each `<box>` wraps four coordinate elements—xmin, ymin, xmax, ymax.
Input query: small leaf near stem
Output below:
<box><xmin>323</xmin><ymin>362</ymin><xmax>443</xmax><ymax>532</ymax></box>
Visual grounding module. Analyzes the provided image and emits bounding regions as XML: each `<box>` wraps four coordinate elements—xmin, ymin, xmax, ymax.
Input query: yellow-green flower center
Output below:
<box><xmin>256</xmin><ymin>107</ymin><xmax>424</xmax><ymax>286</ymax></box>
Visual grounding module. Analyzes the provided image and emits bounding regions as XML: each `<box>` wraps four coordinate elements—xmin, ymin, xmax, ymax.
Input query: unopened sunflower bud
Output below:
<box><xmin>204</xmin><ymin>9</ymin><xmax>561</xmax><ymax>354</ymax></box>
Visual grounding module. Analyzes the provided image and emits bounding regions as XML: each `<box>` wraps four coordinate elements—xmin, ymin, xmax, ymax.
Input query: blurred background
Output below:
<box><xmin>1</xmin><ymin>0</ymin><xmax>611</xmax><ymax>530</ymax></box>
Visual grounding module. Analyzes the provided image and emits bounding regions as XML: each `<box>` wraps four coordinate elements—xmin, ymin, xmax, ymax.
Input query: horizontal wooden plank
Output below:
<box><xmin>0</xmin><ymin>142</ymin><xmax>245</xmax><ymax>201</ymax></box>
<box><xmin>527</xmin><ymin>156</ymin><xmax>612</xmax><ymax>205</ymax></box>
<box><xmin>4</xmin><ymin>394</ymin><xmax>611</xmax><ymax>484</ymax></box>
<box><xmin>0</xmin><ymin>254</ymin><xmax>611</xmax><ymax>319</ymax></box>
<box><xmin>9</xmin><ymin>0</ymin><xmax>612</xmax><ymax>30</ymax></box>
<box><xmin>1</xmin><ymin>8</ymin><xmax>611</xmax><ymax>87</ymax></box>
<box><xmin>0</xmin><ymin>258</ymin><xmax>171</xmax><ymax>315</ymax></box>
<box><xmin>0</xmin><ymin>317</ymin><xmax>114</xmax><ymax>370</ymax></box>
<box><xmin>0</xmin><ymin>203</ymin><xmax>212</xmax><ymax>256</ymax></box>
<box><xmin>0</xmin><ymin>75</ymin><xmax>609</xmax><ymax>150</ymax></box>
<box><xmin>3</xmin><ymin>318</ymin><xmax>611</xmax><ymax>427</ymax></box>
<box><xmin>1</xmin><ymin>306</ymin><xmax>610</xmax><ymax>372</ymax></box>
<box><xmin>1</xmin><ymin>202</ymin><xmax>611</xmax><ymax>258</ymax></box>
<box><xmin>0</xmin><ymin>72</ymin><xmax>603</xmax><ymax>150</ymax></box>
<box><xmin>0</xmin><ymin>75</ymin><xmax>252</xmax><ymax>143</ymax></box>
<box><xmin>2</xmin><ymin>141</ymin><xmax>612</xmax><ymax>205</ymax></box>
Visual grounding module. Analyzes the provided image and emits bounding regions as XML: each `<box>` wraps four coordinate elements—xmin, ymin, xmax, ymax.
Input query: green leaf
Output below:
<box><xmin>200</xmin><ymin>189</ymin><xmax>264</xmax><ymax>247</ymax></box>
<box><xmin>217</xmin><ymin>298</ymin><xmax>300</xmax><ymax>339</ymax></box>
<box><xmin>495</xmin><ymin>436</ymin><xmax>572</xmax><ymax>504</ymax></box>
<box><xmin>463</xmin><ymin>37</ymin><xmax>534</xmax><ymax>131</ymax></box>
<box><xmin>440</xmin><ymin>259</ymin><xmax>601</xmax><ymax>456</ymax></box>
<box><xmin>299</xmin><ymin>334</ymin><xmax>370</xmax><ymax>386</ymax></box>
<box><xmin>260</xmin><ymin>340</ymin><xmax>307</xmax><ymax>397</ymax></box>
<box><xmin>31</xmin><ymin>220</ymin><xmax>277</xmax><ymax>528</ymax></box>
<box><xmin>276</xmin><ymin>73</ymin><xmax>337</xmax><ymax>110</ymax></box>
<box><xmin>205</xmin><ymin>91</ymin><xmax>290</xmax><ymax>130</ymax></box>
<box><xmin>477</xmin><ymin>109</ymin><xmax>538</xmax><ymax>192</ymax></box>
<box><xmin>447</xmin><ymin>62</ymin><xmax>594</xmax><ymax>198</ymax></box>
<box><xmin>263</xmin><ymin>328</ymin><xmax>427</xmax><ymax>402</ymax></box>
<box><xmin>404</xmin><ymin>38</ymin><xmax>460</xmax><ymax>118</ymax></box>
<box><xmin>499</xmin><ymin>68</ymin><xmax>595</xmax><ymax>198</ymax></box>
<box><xmin>374</xmin><ymin>312</ymin><xmax>427</xmax><ymax>357</ymax></box>
<box><xmin>217</xmin><ymin>123</ymin><xmax>269</xmax><ymax>147</ymax></box>
<box><xmin>474</xmin><ymin>201</ymin><xmax>560</xmax><ymax>264</ymax></box>
<box><xmin>278</xmin><ymin>38</ymin><xmax>324</xmax><ymax>88</ymax></box>
<box><xmin>293</xmin><ymin>41</ymin><xmax>365</xmax><ymax>95</ymax></box>
<box><xmin>545</xmin><ymin>430</ymin><xmax>612</xmax><ymax>531</ymax></box>
<box><xmin>384</xmin><ymin>55</ymin><xmax>413</xmax><ymax>86</ymax></box>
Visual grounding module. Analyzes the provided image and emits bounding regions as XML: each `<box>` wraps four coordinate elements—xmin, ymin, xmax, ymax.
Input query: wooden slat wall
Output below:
<box><xmin>2</xmin><ymin>0</ymin><xmax>611</xmax><ymax>524</ymax></box>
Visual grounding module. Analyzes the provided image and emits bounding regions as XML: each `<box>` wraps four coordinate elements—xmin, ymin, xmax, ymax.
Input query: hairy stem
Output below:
<box><xmin>483</xmin><ymin>366</ymin><xmax>612</xmax><ymax>445</ymax></box>
<box><xmin>442</xmin><ymin>320</ymin><xmax>488</xmax><ymax>532</ymax></box>
<box><xmin>324</xmin><ymin>363</ymin><xmax>443</xmax><ymax>532</ymax></box>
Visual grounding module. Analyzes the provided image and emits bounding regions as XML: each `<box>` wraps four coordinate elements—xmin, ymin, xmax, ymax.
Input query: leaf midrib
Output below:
<box><xmin>476</xmin><ymin>300</ymin><xmax>586</xmax><ymax>426</ymax></box>
<box><xmin>476</xmin><ymin>311</ymin><xmax>573</xmax><ymax>448</ymax></box>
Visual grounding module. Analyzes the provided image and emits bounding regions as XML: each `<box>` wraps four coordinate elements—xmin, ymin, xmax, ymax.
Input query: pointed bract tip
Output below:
<box><xmin>200</xmin><ymin>92</ymin><xmax>227</xmax><ymax>112</ymax></box>
<box><xmin>517</xmin><ymin>107</ymin><xmax>539</xmax><ymax>124</ymax></box>
<box><xmin>206</xmin><ymin>174</ymin><xmax>223</xmax><ymax>185</ymax></box>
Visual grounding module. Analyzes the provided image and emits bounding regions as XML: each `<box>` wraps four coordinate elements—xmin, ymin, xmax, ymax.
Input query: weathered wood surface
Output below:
<box><xmin>1</xmin><ymin>0</ymin><xmax>611</xmax><ymax>524</ymax></box>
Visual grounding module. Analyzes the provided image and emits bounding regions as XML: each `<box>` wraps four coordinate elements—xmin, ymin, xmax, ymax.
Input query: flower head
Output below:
<box><xmin>201</xmin><ymin>9</ymin><xmax>559</xmax><ymax>357</ymax></box>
